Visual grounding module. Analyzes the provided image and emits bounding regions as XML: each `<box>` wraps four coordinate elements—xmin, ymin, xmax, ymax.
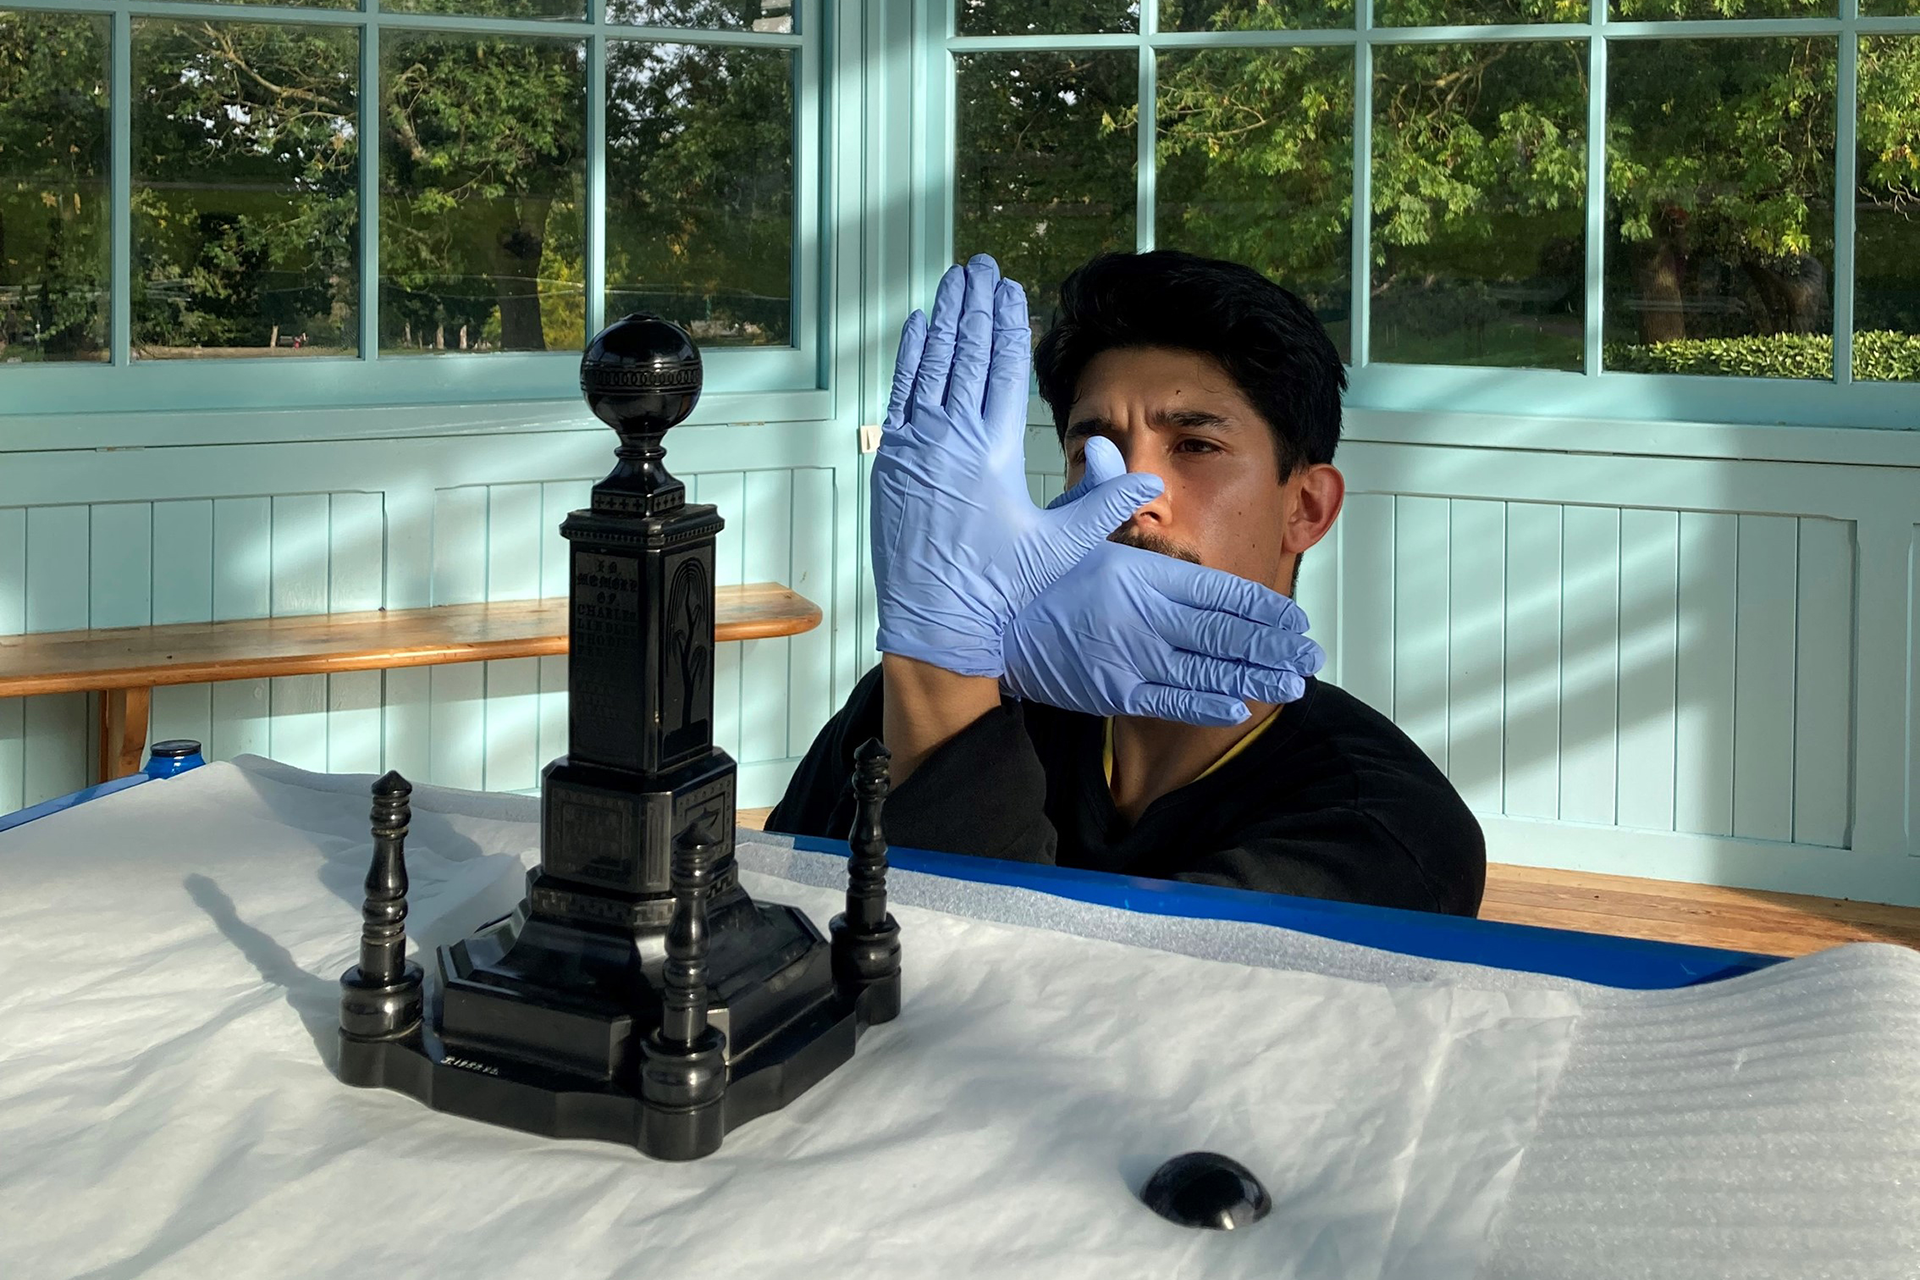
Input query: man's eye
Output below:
<box><xmin>1177</xmin><ymin>438</ymin><xmax>1221</xmax><ymax>454</ymax></box>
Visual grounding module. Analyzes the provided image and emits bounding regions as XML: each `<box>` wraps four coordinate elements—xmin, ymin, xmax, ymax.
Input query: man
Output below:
<box><xmin>770</xmin><ymin>250</ymin><xmax>1484</xmax><ymax>917</ymax></box>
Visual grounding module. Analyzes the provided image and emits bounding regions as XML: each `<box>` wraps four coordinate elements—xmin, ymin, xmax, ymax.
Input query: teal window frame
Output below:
<box><xmin>0</xmin><ymin>0</ymin><xmax>829</xmax><ymax>438</ymax></box>
<box><xmin>918</xmin><ymin>0</ymin><xmax>1920</xmax><ymax>432</ymax></box>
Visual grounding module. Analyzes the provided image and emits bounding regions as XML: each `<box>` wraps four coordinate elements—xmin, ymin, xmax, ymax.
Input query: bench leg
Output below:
<box><xmin>97</xmin><ymin>687</ymin><xmax>152</xmax><ymax>782</ymax></box>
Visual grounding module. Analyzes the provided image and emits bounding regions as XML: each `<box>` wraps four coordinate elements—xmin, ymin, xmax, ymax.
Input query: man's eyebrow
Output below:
<box><xmin>1065</xmin><ymin>408</ymin><xmax>1235</xmax><ymax>438</ymax></box>
<box><xmin>1152</xmin><ymin>407</ymin><xmax>1235</xmax><ymax>431</ymax></box>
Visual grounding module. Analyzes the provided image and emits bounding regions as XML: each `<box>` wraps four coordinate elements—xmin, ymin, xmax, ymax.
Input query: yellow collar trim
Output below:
<box><xmin>1103</xmin><ymin>706</ymin><xmax>1282</xmax><ymax>792</ymax></box>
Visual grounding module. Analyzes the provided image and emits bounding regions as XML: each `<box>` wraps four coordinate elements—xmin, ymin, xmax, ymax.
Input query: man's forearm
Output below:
<box><xmin>880</xmin><ymin>654</ymin><xmax>1003</xmax><ymax>789</ymax></box>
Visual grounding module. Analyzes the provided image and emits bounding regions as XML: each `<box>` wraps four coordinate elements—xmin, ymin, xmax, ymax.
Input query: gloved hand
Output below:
<box><xmin>1000</xmin><ymin>436</ymin><xmax>1325</xmax><ymax>725</ymax></box>
<box><xmin>870</xmin><ymin>255</ymin><xmax>1164</xmax><ymax>677</ymax></box>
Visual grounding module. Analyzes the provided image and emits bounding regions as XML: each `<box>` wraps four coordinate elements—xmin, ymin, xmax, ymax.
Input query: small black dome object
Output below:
<box><xmin>580</xmin><ymin>313</ymin><xmax>703</xmax><ymax>438</ymax></box>
<box><xmin>1139</xmin><ymin>1151</ymin><xmax>1272</xmax><ymax>1231</ymax></box>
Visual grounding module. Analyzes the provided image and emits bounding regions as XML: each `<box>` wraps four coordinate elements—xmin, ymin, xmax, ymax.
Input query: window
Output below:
<box><xmin>0</xmin><ymin>0</ymin><xmax>813</xmax><ymax>419</ymax></box>
<box><xmin>937</xmin><ymin>0</ymin><xmax>1920</xmax><ymax>427</ymax></box>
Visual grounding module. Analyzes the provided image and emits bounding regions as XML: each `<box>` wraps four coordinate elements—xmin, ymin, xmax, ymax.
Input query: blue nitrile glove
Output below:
<box><xmin>870</xmin><ymin>255</ymin><xmax>1165</xmax><ymax>677</ymax></box>
<box><xmin>1000</xmin><ymin>436</ymin><xmax>1326</xmax><ymax>726</ymax></box>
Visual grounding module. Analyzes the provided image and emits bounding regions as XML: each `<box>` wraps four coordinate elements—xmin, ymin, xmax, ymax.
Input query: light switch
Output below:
<box><xmin>859</xmin><ymin>423</ymin><xmax>883</xmax><ymax>454</ymax></box>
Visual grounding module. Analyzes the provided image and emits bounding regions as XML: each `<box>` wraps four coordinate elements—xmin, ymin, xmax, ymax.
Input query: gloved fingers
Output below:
<box><xmin>1144</xmin><ymin>597</ymin><xmax>1303</xmax><ymax>668</ymax></box>
<box><xmin>944</xmin><ymin>254</ymin><xmax>999</xmax><ymax>422</ymax></box>
<box><xmin>911</xmin><ymin>263</ymin><xmax>966</xmax><ymax>421</ymax></box>
<box><xmin>981</xmin><ymin>276</ymin><xmax>1031</xmax><ymax>436</ymax></box>
<box><xmin>1133</xmin><ymin>552</ymin><xmax>1307</xmax><ymax>629</ymax></box>
<box><xmin>1045</xmin><ymin>435</ymin><xmax>1124</xmax><ymax>511</ymax></box>
<box><xmin>1153</xmin><ymin>648</ymin><xmax>1310</xmax><ymax>707</ymax></box>
<box><xmin>1127</xmin><ymin>683</ymin><xmax>1251</xmax><ymax>728</ymax></box>
<box><xmin>1161</xmin><ymin>602</ymin><xmax>1323</xmax><ymax>676</ymax></box>
<box><xmin>884</xmin><ymin>310</ymin><xmax>927</xmax><ymax>431</ymax></box>
<box><xmin>1050</xmin><ymin>471</ymin><xmax>1165</xmax><ymax>563</ymax></box>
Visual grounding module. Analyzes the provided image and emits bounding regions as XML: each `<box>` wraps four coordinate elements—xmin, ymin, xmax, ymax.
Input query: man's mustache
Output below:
<box><xmin>1109</xmin><ymin>526</ymin><xmax>1203</xmax><ymax>565</ymax></box>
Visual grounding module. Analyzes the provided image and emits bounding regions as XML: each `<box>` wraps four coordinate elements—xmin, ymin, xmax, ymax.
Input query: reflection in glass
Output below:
<box><xmin>1371</xmin><ymin>43</ymin><xmax>1585</xmax><ymax>370</ymax></box>
<box><xmin>955</xmin><ymin>52</ymin><xmax>1136</xmax><ymax>339</ymax></box>
<box><xmin>1156</xmin><ymin>49</ymin><xmax>1353</xmax><ymax>359</ymax></box>
<box><xmin>1159</xmin><ymin>0</ymin><xmax>1351</xmax><ymax>29</ymax></box>
<box><xmin>1605</xmin><ymin>39</ymin><xmax>1836</xmax><ymax>378</ymax></box>
<box><xmin>1861</xmin><ymin>0</ymin><xmax>1920</xmax><ymax>14</ymax></box>
<box><xmin>132</xmin><ymin>22</ymin><xmax>358</xmax><ymax>360</ymax></box>
<box><xmin>609</xmin><ymin>0</ymin><xmax>795</xmax><ymax>31</ymax></box>
<box><xmin>956</xmin><ymin>0</ymin><xmax>1138</xmax><ymax>37</ymax></box>
<box><xmin>1855</xmin><ymin>37</ymin><xmax>1920</xmax><ymax>382</ymax></box>
<box><xmin>380</xmin><ymin>33</ymin><xmax>585</xmax><ymax>354</ymax></box>
<box><xmin>1611</xmin><ymin>0</ymin><xmax>1834</xmax><ymax>20</ymax></box>
<box><xmin>383</xmin><ymin>0</ymin><xmax>585</xmax><ymax>19</ymax></box>
<box><xmin>0</xmin><ymin>11</ymin><xmax>109</xmax><ymax>363</ymax></box>
<box><xmin>187</xmin><ymin>0</ymin><xmax>355</xmax><ymax>7</ymax></box>
<box><xmin>1375</xmin><ymin>0</ymin><xmax>1582</xmax><ymax>26</ymax></box>
<box><xmin>606</xmin><ymin>43</ymin><xmax>793</xmax><ymax>346</ymax></box>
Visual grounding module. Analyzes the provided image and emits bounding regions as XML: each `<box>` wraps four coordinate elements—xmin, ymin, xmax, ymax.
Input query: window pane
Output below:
<box><xmin>380</xmin><ymin>33</ymin><xmax>585</xmax><ymax>355</ymax></box>
<box><xmin>955</xmin><ymin>51</ymin><xmax>1136</xmax><ymax>338</ymax></box>
<box><xmin>1604</xmin><ymin>39</ymin><xmax>1836</xmax><ymax>379</ymax></box>
<box><xmin>1375</xmin><ymin>0</ymin><xmax>1582</xmax><ymax>26</ymax></box>
<box><xmin>186</xmin><ymin>0</ymin><xmax>355</xmax><ymax>9</ymax></box>
<box><xmin>1855</xmin><ymin>37</ymin><xmax>1920</xmax><ymax>382</ymax></box>
<box><xmin>608</xmin><ymin>0</ymin><xmax>795</xmax><ymax>31</ymax></box>
<box><xmin>1156</xmin><ymin>48</ymin><xmax>1353</xmax><ymax>359</ymax></box>
<box><xmin>383</xmin><ymin>0</ymin><xmax>586</xmax><ymax>20</ymax></box>
<box><xmin>606</xmin><ymin>43</ymin><xmax>793</xmax><ymax>346</ymax></box>
<box><xmin>1611</xmin><ymin>0</ymin><xmax>1835</xmax><ymax>20</ymax></box>
<box><xmin>132</xmin><ymin>22</ymin><xmax>358</xmax><ymax>361</ymax></box>
<box><xmin>956</xmin><ymin>1</ymin><xmax>1139</xmax><ymax>37</ymax></box>
<box><xmin>1861</xmin><ymin>0</ymin><xmax>1920</xmax><ymax>14</ymax></box>
<box><xmin>0</xmin><ymin>11</ymin><xmax>109</xmax><ymax>364</ymax></box>
<box><xmin>1371</xmin><ymin>43</ymin><xmax>1586</xmax><ymax>370</ymax></box>
<box><xmin>1160</xmin><ymin>0</ymin><xmax>1352</xmax><ymax>30</ymax></box>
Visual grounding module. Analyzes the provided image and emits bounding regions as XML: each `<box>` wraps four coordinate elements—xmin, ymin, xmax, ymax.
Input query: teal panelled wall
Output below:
<box><xmin>3</xmin><ymin>0</ymin><xmax>1916</xmax><ymax>911</ymax></box>
<box><xmin>0</xmin><ymin>424</ymin><xmax>868</xmax><ymax>814</ymax></box>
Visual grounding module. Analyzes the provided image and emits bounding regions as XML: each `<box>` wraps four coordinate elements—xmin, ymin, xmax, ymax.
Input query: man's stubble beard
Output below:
<box><xmin>1110</xmin><ymin>525</ymin><xmax>1301</xmax><ymax>598</ymax></box>
<box><xmin>1108</xmin><ymin>526</ymin><xmax>1204</xmax><ymax>565</ymax></box>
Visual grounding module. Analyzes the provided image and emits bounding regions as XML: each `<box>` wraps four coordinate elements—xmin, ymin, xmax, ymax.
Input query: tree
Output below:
<box><xmin>0</xmin><ymin>12</ymin><xmax>109</xmax><ymax>362</ymax></box>
<box><xmin>605</xmin><ymin>39</ymin><xmax>795</xmax><ymax>345</ymax></box>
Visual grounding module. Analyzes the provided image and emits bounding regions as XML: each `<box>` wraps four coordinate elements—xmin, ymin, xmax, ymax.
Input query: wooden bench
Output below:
<box><xmin>0</xmin><ymin>584</ymin><xmax>821</xmax><ymax>783</ymax></box>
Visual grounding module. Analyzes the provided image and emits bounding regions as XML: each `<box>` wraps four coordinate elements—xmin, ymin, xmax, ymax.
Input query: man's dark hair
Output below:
<box><xmin>1034</xmin><ymin>250</ymin><xmax>1347</xmax><ymax>478</ymax></box>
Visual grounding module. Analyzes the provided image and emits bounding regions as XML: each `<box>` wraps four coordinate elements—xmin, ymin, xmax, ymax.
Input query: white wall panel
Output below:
<box><xmin>1392</xmin><ymin>496</ymin><xmax>1450</xmax><ymax>774</ymax></box>
<box><xmin>1674</xmin><ymin>511</ymin><xmax>1739</xmax><ymax>839</ymax></box>
<box><xmin>1615</xmin><ymin>508</ymin><xmax>1679</xmax><ymax>832</ymax></box>
<box><xmin>1447</xmin><ymin>500</ymin><xmax>1505</xmax><ymax>812</ymax></box>
<box><xmin>1791</xmin><ymin>518</ymin><xmax>1853</xmax><ymax>850</ymax></box>
<box><xmin>1559</xmin><ymin>505</ymin><xmax>1620</xmax><ymax>826</ymax></box>
<box><xmin>1503</xmin><ymin>502</ymin><xmax>1562</xmax><ymax>821</ymax></box>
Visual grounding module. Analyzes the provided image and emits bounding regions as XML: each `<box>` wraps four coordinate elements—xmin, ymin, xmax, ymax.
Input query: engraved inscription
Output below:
<box><xmin>570</xmin><ymin>552</ymin><xmax>642</xmax><ymax>765</ymax></box>
<box><xmin>547</xmin><ymin>790</ymin><xmax>636</xmax><ymax>884</ymax></box>
<box><xmin>661</xmin><ymin>552</ymin><xmax>713</xmax><ymax>763</ymax></box>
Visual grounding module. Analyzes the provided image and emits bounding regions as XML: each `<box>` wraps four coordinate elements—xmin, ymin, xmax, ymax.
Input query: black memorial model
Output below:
<box><xmin>334</xmin><ymin>314</ymin><xmax>902</xmax><ymax>1161</ymax></box>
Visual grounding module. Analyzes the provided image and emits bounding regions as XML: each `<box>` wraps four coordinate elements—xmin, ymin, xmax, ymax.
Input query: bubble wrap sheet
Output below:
<box><xmin>1</xmin><ymin>758</ymin><xmax>1915</xmax><ymax>1279</ymax></box>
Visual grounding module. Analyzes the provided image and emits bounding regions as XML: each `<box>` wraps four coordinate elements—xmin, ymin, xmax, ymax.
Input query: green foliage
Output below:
<box><xmin>130</xmin><ymin>20</ymin><xmax>358</xmax><ymax>355</ymax></box>
<box><xmin>0</xmin><ymin>12</ymin><xmax>110</xmax><ymax>362</ymax></box>
<box><xmin>1604</xmin><ymin>330</ymin><xmax>1920</xmax><ymax>380</ymax></box>
<box><xmin>605</xmin><ymin>41</ymin><xmax>794</xmax><ymax>345</ymax></box>
<box><xmin>380</xmin><ymin>31</ymin><xmax>585</xmax><ymax>352</ymax></box>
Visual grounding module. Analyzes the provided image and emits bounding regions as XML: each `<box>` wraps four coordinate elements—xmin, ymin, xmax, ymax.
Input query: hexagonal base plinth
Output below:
<box><xmin>336</xmin><ymin>891</ymin><xmax>895</xmax><ymax>1160</ymax></box>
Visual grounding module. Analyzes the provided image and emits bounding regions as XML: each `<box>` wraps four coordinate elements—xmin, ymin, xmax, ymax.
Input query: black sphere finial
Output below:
<box><xmin>581</xmin><ymin>314</ymin><xmax>704</xmax><ymax>515</ymax></box>
<box><xmin>581</xmin><ymin>313</ymin><xmax>703</xmax><ymax>442</ymax></box>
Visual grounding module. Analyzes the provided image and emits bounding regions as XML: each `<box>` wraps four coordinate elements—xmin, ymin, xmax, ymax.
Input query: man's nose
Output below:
<box><xmin>1114</xmin><ymin>442</ymin><xmax>1174</xmax><ymax>525</ymax></box>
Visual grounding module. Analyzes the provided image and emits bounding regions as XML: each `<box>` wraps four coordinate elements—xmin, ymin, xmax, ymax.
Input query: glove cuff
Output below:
<box><xmin>873</xmin><ymin>624</ymin><xmax>1006</xmax><ymax>680</ymax></box>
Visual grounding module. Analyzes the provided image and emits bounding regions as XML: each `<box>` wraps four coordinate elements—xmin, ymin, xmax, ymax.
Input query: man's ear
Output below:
<box><xmin>1283</xmin><ymin>464</ymin><xmax>1345</xmax><ymax>556</ymax></box>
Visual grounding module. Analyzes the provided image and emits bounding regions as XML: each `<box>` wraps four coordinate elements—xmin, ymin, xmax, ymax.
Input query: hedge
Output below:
<box><xmin>1603</xmin><ymin>331</ymin><xmax>1920</xmax><ymax>381</ymax></box>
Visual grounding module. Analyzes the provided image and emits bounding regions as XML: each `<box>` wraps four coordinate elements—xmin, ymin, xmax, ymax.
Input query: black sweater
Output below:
<box><xmin>767</xmin><ymin>668</ymin><xmax>1486</xmax><ymax>917</ymax></box>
